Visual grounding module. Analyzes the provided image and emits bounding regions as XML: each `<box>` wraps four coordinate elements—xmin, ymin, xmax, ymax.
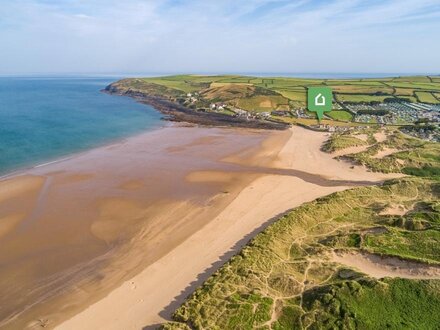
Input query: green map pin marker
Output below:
<box><xmin>307</xmin><ymin>87</ymin><xmax>332</xmax><ymax>121</ymax></box>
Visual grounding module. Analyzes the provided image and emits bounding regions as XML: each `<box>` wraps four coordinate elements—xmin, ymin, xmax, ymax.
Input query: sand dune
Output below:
<box><xmin>372</xmin><ymin>147</ymin><xmax>401</xmax><ymax>159</ymax></box>
<box><xmin>331</xmin><ymin>145</ymin><xmax>370</xmax><ymax>158</ymax></box>
<box><xmin>331</xmin><ymin>251</ymin><xmax>440</xmax><ymax>279</ymax></box>
<box><xmin>374</xmin><ymin>131</ymin><xmax>388</xmax><ymax>143</ymax></box>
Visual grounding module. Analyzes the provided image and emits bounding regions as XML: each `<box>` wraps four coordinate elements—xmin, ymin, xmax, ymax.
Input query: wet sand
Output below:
<box><xmin>56</xmin><ymin>127</ymin><xmax>402</xmax><ymax>330</ymax></box>
<box><xmin>0</xmin><ymin>125</ymin><xmax>288</xmax><ymax>329</ymax></box>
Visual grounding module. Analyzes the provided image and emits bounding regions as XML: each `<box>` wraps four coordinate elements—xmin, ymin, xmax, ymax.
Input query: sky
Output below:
<box><xmin>1</xmin><ymin>0</ymin><xmax>440</xmax><ymax>75</ymax></box>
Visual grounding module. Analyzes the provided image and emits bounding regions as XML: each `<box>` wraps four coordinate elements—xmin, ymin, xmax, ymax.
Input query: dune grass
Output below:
<box><xmin>302</xmin><ymin>278</ymin><xmax>440</xmax><ymax>329</ymax></box>
<box><xmin>161</xmin><ymin>178</ymin><xmax>440</xmax><ymax>329</ymax></box>
<box><xmin>363</xmin><ymin>227</ymin><xmax>440</xmax><ymax>264</ymax></box>
<box><xmin>334</xmin><ymin>129</ymin><xmax>440</xmax><ymax>178</ymax></box>
<box><xmin>321</xmin><ymin>134</ymin><xmax>368</xmax><ymax>152</ymax></box>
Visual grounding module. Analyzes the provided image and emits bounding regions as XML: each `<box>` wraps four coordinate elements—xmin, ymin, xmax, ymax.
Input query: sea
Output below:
<box><xmin>0</xmin><ymin>73</ymin><xmax>433</xmax><ymax>176</ymax></box>
<box><xmin>0</xmin><ymin>77</ymin><xmax>163</xmax><ymax>176</ymax></box>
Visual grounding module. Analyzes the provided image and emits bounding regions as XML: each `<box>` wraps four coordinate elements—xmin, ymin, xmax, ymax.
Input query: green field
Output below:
<box><xmin>141</xmin><ymin>78</ymin><xmax>203</xmax><ymax>93</ymax></box>
<box><xmin>416</xmin><ymin>91</ymin><xmax>440</xmax><ymax>104</ymax></box>
<box><xmin>235</xmin><ymin>95</ymin><xmax>289</xmax><ymax>112</ymax></box>
<box><xmin>336</xmin><ymin>94</ymin><xmax>389</xmax><ymax>103</ymax></box>
<box><xmin>326</xmin><ymin>110</ymin><xmax>353</xmax><ymax>121</ymax></box>
<box><xmin>389</xmin><ymin>82</ymin><xmax>440</xmax><ymax>91</ymax></box>
<box><xmin>110</xmin><ymin>75</ymin><xmax>440</xmax><ymax>113</ymax></box>
<box><xmin>274</xmin><ymin>89</ymin><xmax>306</xmax><ymax>103</ymax></box>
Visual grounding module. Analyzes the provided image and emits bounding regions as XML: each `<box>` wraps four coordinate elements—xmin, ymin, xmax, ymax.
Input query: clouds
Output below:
<box><xmin>0</xmin><ymin>0</ymin><xmax>439</xmax><ymax>74</ymax></box>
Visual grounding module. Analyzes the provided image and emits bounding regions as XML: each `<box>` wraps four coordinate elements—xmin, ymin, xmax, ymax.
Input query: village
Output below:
<box><xmin>347</xmin><ymin>101</ymin><xmax>440</xmax><ymax>125</ymax></box>
<box><xmin>181</xmin><ymin>92</ymin><xmax>440</xmax><ymax>141</ymax></box>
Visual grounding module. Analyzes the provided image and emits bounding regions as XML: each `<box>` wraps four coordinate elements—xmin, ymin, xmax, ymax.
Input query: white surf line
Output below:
<box><xmin>33</xmin><ymin>156</ymin><xmax>75</xmax><ymax>168</ymax></box>
<box><xmin>0</xmin><ymin>129</ymin><xmax>165</xmax><ymax>181</ymax></box>
<box><xmin>0</xmin><ymin>156</ymin><xmax>74</xmax><ymax>181</ymax></box>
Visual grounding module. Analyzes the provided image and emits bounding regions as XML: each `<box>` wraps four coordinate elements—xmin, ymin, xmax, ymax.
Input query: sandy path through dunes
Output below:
<box><xmin>331</xmin><ymin>251</ymin><xmax>440</xmax><ymax>279</ymax></box>
<box><xmin>372</xmin><ymin>147</ymin><xmax>401</xmax><ymax>159</ymax></box>
<box><xmin>58</xmin><ymin>127</ymin><xmax>401</xmax><ymax>330</ymax></box>
<box><xmin>331</xmin><ymin>145</ymin><xmax>370</xmax><ymax>158</ymax></box>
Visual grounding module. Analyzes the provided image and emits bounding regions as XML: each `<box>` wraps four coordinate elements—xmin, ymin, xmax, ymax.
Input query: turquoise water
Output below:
<box><xmin>0</xmin><ymin>77</ymin><xmax>163</xmax><ymax>175</ymax></box>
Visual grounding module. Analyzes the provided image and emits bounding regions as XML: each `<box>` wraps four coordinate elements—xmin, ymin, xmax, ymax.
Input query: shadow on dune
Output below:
<box><xmin>147</xmin><ymin>205</ymin><xmax>325</xmax><ymax>328</ymax></box>
<box><xmin>142</xmin><ymin>165</ymin><xmax>389</xmax><ymax>328</ymax></box>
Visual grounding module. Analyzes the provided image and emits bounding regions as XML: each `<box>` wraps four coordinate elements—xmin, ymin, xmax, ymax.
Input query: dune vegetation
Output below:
<box><xmin>159</xmin><ymin>126</ymin><xmax>440</xmax><ymax>330</ymax></box>
<box><xmin>161</xmin><ymin>177</ymin><xmax>440</xmax><ymax>329</ymax></box>
<box><xmin>329</xmin><ymin>129</ymin><xmax>440</xmax><ymax>179</ymax></box>
<box><xmin>321</xmin><ymin>135</ymin><xmax>369</xmax><ymax>153</ymax></box>
<box><xmin>107</xmin><ymin>75</ymin><xmax>440</xmax><ymax>328</ymax></box>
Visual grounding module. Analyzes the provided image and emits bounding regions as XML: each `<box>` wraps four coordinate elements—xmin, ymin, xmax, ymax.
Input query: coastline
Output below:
<box><xmin>55</xmin><ymin>126</ymin><xmax>403</xmax><ymax>330</ymax></box>
<box><xmin>103</xmin><ymin>85</ymin><xmax>290</xmax><ymax>130</ymax></box>
<box><xmin>0</xmin><ymin>122</ymin><xmax>170</xmax><ymax>181</ymax></box>
<box><xmin>0</xmin><ymin>124</ymin><xmax>289</xmax><ymax>329</ymax></box>
<box><xmin>0</xmin><ymin>77</ymin><xmax>167</xmax><ymax>178</ymax></box>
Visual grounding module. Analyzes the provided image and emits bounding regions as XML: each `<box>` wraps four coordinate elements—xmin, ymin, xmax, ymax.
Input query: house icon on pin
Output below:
<box><xmin>315</xmin><ymin>93</ymin><xmax>326</xmax><ymax>106</ymax></box>
<box><xmin>307</xmin><ymin>87</ymin><xmax>332</xmax><ymax>120</ymax></box>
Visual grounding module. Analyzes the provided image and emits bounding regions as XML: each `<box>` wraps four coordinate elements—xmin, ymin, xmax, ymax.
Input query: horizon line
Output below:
<box><xmin>1</xmin><ymin>71</ymin><xmax>439</xmax><ymax>78</ymax></box>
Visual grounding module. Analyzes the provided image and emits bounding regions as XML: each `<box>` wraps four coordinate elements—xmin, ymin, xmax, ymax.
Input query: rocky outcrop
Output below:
<box><xmin>103</xmin><ymin>83</ymin><xmax>290</xmax><ymax>130</ymax></box>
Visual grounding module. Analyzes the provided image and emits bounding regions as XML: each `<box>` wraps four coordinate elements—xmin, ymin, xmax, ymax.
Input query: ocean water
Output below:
<box><xmin>0</xmin><ymin>77</ymin><xmax>163</xmax><ymax>175</ymax></box>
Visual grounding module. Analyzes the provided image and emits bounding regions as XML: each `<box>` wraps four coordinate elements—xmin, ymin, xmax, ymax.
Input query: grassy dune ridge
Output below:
<box><xmin>330</xmin><ymin>130</ymin><xmax>440</xmax><ymax>178</ymax></box>
<box><xmin>162</xmin><ymin>178</ymin><xmax>439</xmax><ymax>329</ymax></box>
<box><xmin>160</xmin><ymin>128</ymin><xmax>440</xmax><ymax>330</ymax></box>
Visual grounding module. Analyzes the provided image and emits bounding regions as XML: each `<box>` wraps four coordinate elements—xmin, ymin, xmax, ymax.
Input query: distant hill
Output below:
<box><xmin>106</xmin><ymin>75</ymin><xmax>440</xmax><ymax>130</ymax></box>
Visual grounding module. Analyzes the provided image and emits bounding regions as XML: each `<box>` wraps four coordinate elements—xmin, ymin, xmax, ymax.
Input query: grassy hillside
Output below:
<box><xmin>110</xmin><ymin>75</ymin><xmax>440</xmax><ymax>109</ymax></box>
<box><xmin>107</xmin><ymin>75</ymin><xmax>440</xmax><ymax>128</ymax></box>
<box><xmin>162</xmin><ymin>178</ymin><xmax>440</xmax><ymax>329</ymax></box>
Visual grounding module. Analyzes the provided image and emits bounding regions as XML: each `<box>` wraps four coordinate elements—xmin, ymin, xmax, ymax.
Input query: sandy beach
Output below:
<box><xmin>51</xmin><ymin>127</ymin><xmax>400</xmax><ymax>330</ymax></box>
<box><xmin>0</xmin><ymin>125</ymin><xmax>287</xmax><ymax>329</ymax></box>
<box><xmin>0</xmin><ymin>124</ymin><xmax>403</xmax><ymax>329</ymax></box>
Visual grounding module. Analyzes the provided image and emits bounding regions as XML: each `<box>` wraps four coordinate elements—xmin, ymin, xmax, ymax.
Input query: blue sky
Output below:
<box><xmin>1</xmin><ymin>0</ymin><xmax>439</xmax><ymax>74</ymax></box>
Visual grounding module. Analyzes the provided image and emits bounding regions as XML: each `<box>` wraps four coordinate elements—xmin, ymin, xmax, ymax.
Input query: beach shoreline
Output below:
<box><xmin>54</xmin><ymin>126</ymin><xmax>402</xmax><ymax>330</ymax></box>
<box><xmin>0</xmin><ymin>124</ymin><xmax>290</xmax><ymax>329</ymax></box>
<box><xmin>103</xmin><ymin>85</ymin><xmax>290</xmax><ymax>130</ymax></box>
<box><xmin>0</xmin><ymin>121</ymin><xmax>173</xmax><ymax>181</ymax></box>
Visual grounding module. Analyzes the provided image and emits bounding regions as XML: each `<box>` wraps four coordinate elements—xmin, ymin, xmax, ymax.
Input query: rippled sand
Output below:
<box><xmin>0</xmin><ymin>125</ymin><xmax>285</xmax><ymax>329</ymax></box>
